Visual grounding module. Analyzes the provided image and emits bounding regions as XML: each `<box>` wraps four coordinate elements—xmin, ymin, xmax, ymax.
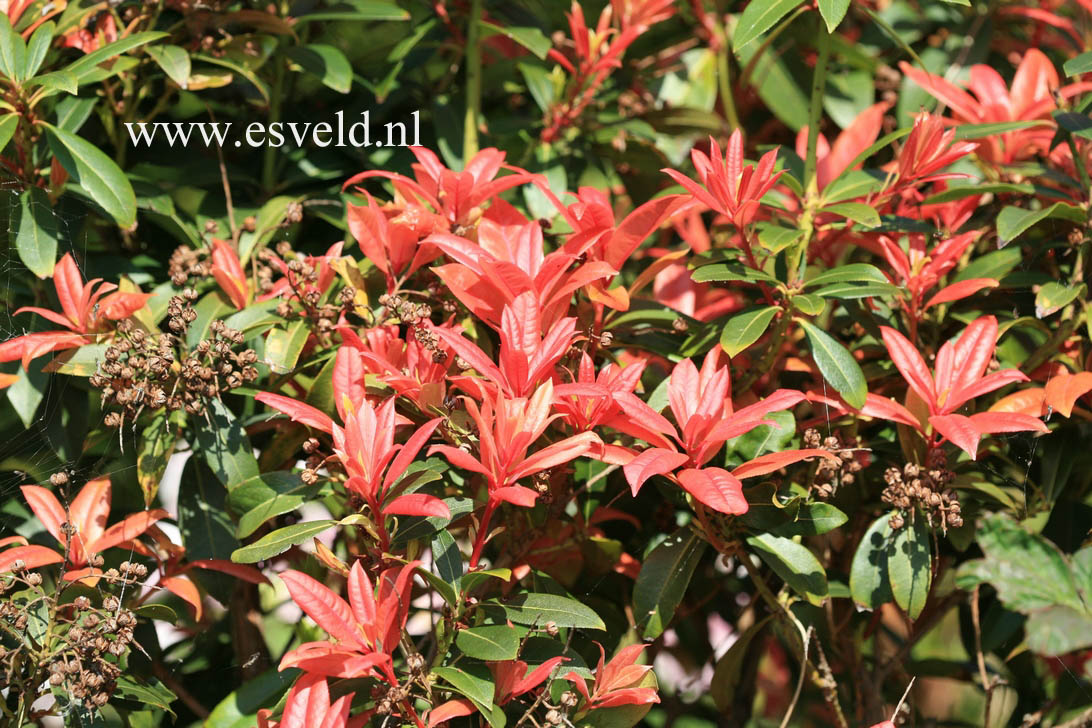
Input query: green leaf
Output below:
<box><xmin>0</xmin><ymin>114</ymin><xmax>18</xmax><ymax>152</ymax></box>
<box><xmin>772</xmin><ymin>502</ymin><xmax>848</xmax><ymax>537</ymax></box>
<box><xmin>955</xmin><ymin>514</ymin><xmax>1083</xmax><ymax>613</ymax></box>
<box><xmin>227</xmin><ymin>471</ymin><xmax>312</xmax><ymax>512</ymax></box>
<box><xmin>633</xmin><ymin>529</ymin><xmax>707</xmax><ymax>639</ymax></box>
<box><xmin>6</xmin><ymin>359</ymin><xmax>46</xmax><ymax>428</ymax></box>
<box><xmin>692</xmin><ymin>261</ymin><xmax>779</xmax><ymax>285</ymax></box>
<box><xmin>295</xmin><ymin>0</ymin><xmax>409</xmax><ymax>23</ymax></box>
<box><xmin>1025</xmin><ymin>606</ymin><xmax>1092</xmax><ymax>656</ymax></box>
<box><xmin>799</xmin><ymin>320</ymin><xmax>867</xmax><ymax>409</ymax></box>
<box><xmin>746</xmin><ymin>533</ymin><xmax>828</xmax><ymax>605</ymax></box>
<box><xmin>953</xmin><ymin>120</ymin><xmax>1051</xmax><ymax>141</ymax></box>
<box><xmin>43</xmin><ymin>343</ymin><xmax>107</xmax><ymax>376</ymax></box>
<box><xmin>231</xmin><ymin>520</ymin><xmax>337</xmax><ymax>563</ymax></box>
<box><xmin>805</xmin><ymin>263</ymin><xmax>888</xmax><ymax>287</ymax></box>
<box><xmin>23</xmin><ymin>21</ymin><xmax>53</xmax><ymax>80</ymax></box>
<box><xmin>888</xmin><ymin>515</ymin><xmax>931</xmax><ymax>619</ymax></box>
<box><xmin>134</xmin><ymin>603</ymin><xmax>179</xmax><ymax>623</ymax></box>
<box><xmin>178</xmin><ymin>457</ymin><xmax>239</xmax><ymax>564</ymax></box>
<box><xmin>264</xmin><ymin>321</ymin><xmax>310</xmax><ymax>373</ymax></box>
<box><xmin>720</xmin><ymin>306</ymin><xmax>779</xmax><ymax>357</ymax></box>
<box><xmin>755</xmin><ymin>223</ymin><xmax>804</xmax><ymax>254</ymax></box>
<box><xmin>821</xmin><ymin>201</ymin><xmax>880</xmax><ymax>227</ymax></box>
<box><xmin>813</xmin><ymin>281</ymin><xmax>900</xmax><ymax>299</ymax></box>
<box><xmin>792</xmin><ymin>293</ymin><xmax>825</xmax><ymax>316</ymax></box>
<box><xmin>432</xmin><ymin>664</ymin><xmax>495</xmax><ymax>711</ymax></box>
<box><xmin>456</xmin><ymin>625</ymin><xmax>521</xmax><ymax>661</ymax></box>
<box><xmin>821</xmin><ymin>169</ymin><xmax>886</xmax><ymax>204</ymax></box>
<box><xmin>481</xmin><ymin>593</ymin><xmax>606</xmax><ymax>630</ymax></box>
<box><xmin>235</xmin><ymin>484</ymin><xmax>320</xmax><ymax>539</ymax></box>
<box><xmin>922</xmin><ymin>182</ymin><xmax>1034</xmax><ymax>205</ymax></box>
<box><xmin>114</xmin><ymin>676</ymin><xmax>177</xmax><ymax>716</ymax></box>
<box><xmin>12</xmin><ymin>187</ymin><xmax>58</xmax><ymax>278</ymax></box>
<box><xmin>146</xmin><ymin>44</ymin><xmax>191</xmax><ymax>88</ymax></box>
<box><xmin>480</xmin><ymin>21</ymin><xmax>551</xmax><ymax>59</ymax></box>
<box><xmin>1064</xmin><ymin>50</ymin><xmax>1092</xmax><ymax>77</ymax></box>
<box><xmin>1053</xmin><ymin>111</ymin><xmax>1092</xmax><ymax>140</ymax></box>
<box><xmin>953</xmin><ymin>247</ymin><xmax>1022</xmax><ymax>283</ymax></box>
<box><xmin>285</xmin><ymin>44</ymin><xmax>352</xmax><ymax>93</ymax></box>
<box><xmin>518</xmin><ymin>61</ymin><xmax>556</xmax><ymax>113</ymax></box>
<box><xmin>206</xmin><ymin>669</ymin><xmax>298</xmax><ymax>728</ymax></box>
<box><xmin>41</xmin><ymin>122</ymin><xmax>136</xmax><ymax>227</ymax></box>
<box><xmin>64</xmin><ymin>32</ymin><xmax>168</xmax><ymax>83</ymax></box>
<box><xmin>0</xmin><ymin>14</ymin><xmax>26</xmax><ymax>80</ymax></box>
<box><xmin>849</xmin><ymin>512</ymin><xmax>894</xmax><ymax>609</ymax></box>
<box><xmin>817</xmin><ymin>0</ymin><xmax>850</xmax><ymax>32</ymax></box>
<box><xmin>137</xmin><ymin>412</ymin><xmax>179</xmax><ymax>507</ymax></box>
<box><xmin>733</xmin><ymin>0</ymin><xmax>804</xmax><ymax>50</ymax></box>
<box><xmin>996</xmin><ymin>203</ymin><xmax>1086</xmax><ymax>246</ymax></box>
<box><xmin>727</xmin><ymin>410</ymin><xmax>795</xmax><ymax>461</ymax></box>
<box><xmin>195</xmin><ymin>398</ymin><xmax>260</xmax><ymax>487</ymax></box>
<box><xmin>1035</xmin><ymin>282</ymin><xmax>1086</xmax><ymax>319</ymax></box>
<box><xmin>432</xmin><ymin>529</ymin><xmax>463</xmax><ymax>596</ymax></box>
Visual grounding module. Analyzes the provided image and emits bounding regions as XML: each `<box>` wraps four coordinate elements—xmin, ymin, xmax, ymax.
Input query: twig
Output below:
<box><xmin>813</xmin><ymin>637</ymin><xmax>850</xmax><ymax>728</ymax></box>
<box><xmin>779</xmin><ymin>625</ymin><xmax>813</xmax><ymax>728</ymax></box>
<box><xmin>972</xmin><ymin>586</ymin><xmax>996</xmax><ymax>725</ymax></box>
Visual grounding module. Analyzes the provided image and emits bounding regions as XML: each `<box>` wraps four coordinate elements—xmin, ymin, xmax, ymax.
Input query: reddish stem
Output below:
<box><xmin>468</xmin><ymin>499</ymin><xmax>498</xmax><ymax>569</ymax></box>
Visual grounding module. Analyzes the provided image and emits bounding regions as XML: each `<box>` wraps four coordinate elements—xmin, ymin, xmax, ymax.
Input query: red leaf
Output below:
<box><xmin>990</xmin><ymin>388</ymin><xmax>1047</xmax><ymax>417</ymax></box>
<box><xmin>676</xmin><ymin>468</ymin><xmax>748</xmax><ymax>515</ymax></box>
<box><xmin>492</xmin><ymin>485</ymin><xmax>539</xmax><ymax>508</ymax></box>
<box><xmin>188</xmin><ymin>559</ymin><xmax>270</xmax><ymax>585</ymax></box>
<box><xmin>0</xmin><ymin>545</ymin><xmax>64</xmax><ymax>572</ymax></box>
<box><xmin>428</xmin><ymin>699</ymin><xmax>477</xmax><ymax>727</ymax></box>
<box><xmin>731</xmin><ymin>449</ymin><xmax>837</xmax><ymax>480</ymax></box>
<box><xmin>621</xmin><ymin>448</ymin><xmax>689</xmax><ymax>496</ymax></box>
<box><xmin>880</xmin><ymin>326</ymin><xmax>935</xmax><ymax>406</ymax></box>
<box><xmin>255</xmin><ymin>392</ymin><xmax>335</xmax><ymax>434</ymax></box>
<box><xmin>383</xmin><ymin>493</ymin><xmax>450</xmax><ymax>519</ymax></box>
<box><xmin>1044</xmin><ymin>372</ymin><xmax>1092</xmax><ymax>417</ymax></box>
<box><xmin>20</xmin><ymin>486</ymin><xmax>68</xmax><ymax>550</ymax></box>
<box><xmin>930</xmin><ymin>414</ymin><xmax>981</xmax><ymax>459</ymax></box>
<box><xmin>162</xmin><ymin>575</ymin><xmax>204</xmax><ymax>621</ymax></box>
<box><xmin>859</xmin><ymin>393</ymin><xmax>922</xmax><ymax>428</ymax></box>
<box><xmin>969</xmin><ymin>411</ymin><xmax>1049</xmax><ymax>436</ymax></box>
<box><xmin>279</xmin><ymin>570</ymin><xmax>361</xmax><ymax>647</ymax></box>
<box><xmin>924</xmin><ymin>278</ymin><xmax>998</xmax><ymax>309</ymax></box>
<box><xmin>89</xmin><ymin>508</ymin><xmax>168</xmax><ymax>555</ymax></box>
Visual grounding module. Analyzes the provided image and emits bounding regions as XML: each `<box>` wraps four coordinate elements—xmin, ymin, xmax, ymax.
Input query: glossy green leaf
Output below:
<box><xmin>733</xmin><ymin>0</ymin><xmax>804</xmax><ymax>51</ymax></box>
<box><xmin>817</xmin><ymin>0</ymin><xmax>850</xmax><ymax>32</ymax></box>
<box><xmin>805</xmin><ymin>263</ymin><xmax>888</xmax><ymax>287</ymax></box>
<box><xmin>633</xmin><ymin>529</ymin><xmax>707</xmax><ymax>639</ymax></box>
<box><xmin>482</xmin><ymin>593</ymin><xmax>606</xmax><ymax>630</ymax></box>
<box><xmin>799</xmin><ymin>320</ymin><xmax>867</xmax><ymax>409</ymax></box>
<box><xmin>480</xmin><ymin>21</ymin><xmax>551</xmax><ymax>59</ymax></box>
<box><xmin>231</xmin><ymin>520</ymin><xmax>337</xmax><ymax>563</ymax></box>
<box><xmin>746</xmin><ymin>532</ymin><xmax>828</xmax><ymax>605</ymax></box>
<box><xmin>849</xmin><ymin>512</ymin><xmax>895</xmax><ymax>609</ymax></box>
<box><xmin>206</xmin><ymin>669</ymin><xmax>298</xmax><ymax>728</ymax></box>
<box><xmin>146</xmin><ymin>44</ymin><xmax>191</xmax><ymax>88</ymax></box>
<box><xmin>285</xmin><ymin>44</ymin><xmax>352</xmax><ymax>93</ymax></box>
<box><xmin>888</xmin><ymin>514</ymin><xmax>931</xmax><ymax>619</ymax></box>
<box><xmin>264</xmin><ymin>321</ymin><xmax>310</xmax><ymax>373</ymax></box>
<box><xmin>195</xmin><ymin>398</ymin><xmax>260</xmax><ymax>487</ymax></box>
<box><xmin>64</xmin><ymin>32</ymin><xmax>167</xmax><ymax>82</ymax></box>
<box><xmin>12</xmin><ymin>187</ymin><xmax>58</xmax><ymax>278</ymax></box>
<box><xmin>996</xmin><ymin>203</ymin><xmax>1085</xmax><ymax>246</ymax></box>
<box><xmin>1035</xmin><ymin>282</ymin><xmax>1086</xmax><ymax>319</ymax></box>
<box><xmin>42</xmin><ymin>122</ymin><xmax>136</xmax><ymax>226</ymax></box>
<box><xmin>0</xmin><ymin>114</ymin><xmax>18</xmax><ymax>152</ymax></box>
<box><xmin>114</xmin><ymin>676</ymin><xmax>177</xmax><ymax>716</ymax></box>
<box><xmin>1064</xmin><ymin>50</ymin><xmax>1092</xmax><ymax>77</ymax></box>
<box><xmin>813</xmin><ymin>281</ymin><xmax>900</xmax><ymax>299</ymax></box>
<box><xmin>432</xmin><ymin>664</ymin><xmax>495</xmax><ymax>711</ymax></box>
<box><xmin>23</xmin><ymin>21</ymin><xmax>53</xmax><ymax>80</ymax></box>
<box><xmin>0</xmin><ymin>14</ymin><xmax>26</xmax><ymax>80</ymax></box>
<box><xmin>821</xmin><ymin>201</ymin><xmax>880</xmax><ymax>227</ymax></box>
<box><xmin>456</xmin><ymin>625</ymin><xmax>521</xmax><ymax>661</ymax></box>
<box><xmin>720</xmin><ymin>306</ymin><xmax>779</xmax><ymax>357</ymax></box>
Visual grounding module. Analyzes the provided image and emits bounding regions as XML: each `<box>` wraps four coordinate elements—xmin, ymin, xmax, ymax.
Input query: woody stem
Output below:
<box><xmin>462</xmin><ymin>0</ymin><xmax>483</xmax><ymax>160</ymax></box>
<box><xmin>803</xmin><ymin>28</ymin><xmax>832</xmax><ymax>191</ymax></box>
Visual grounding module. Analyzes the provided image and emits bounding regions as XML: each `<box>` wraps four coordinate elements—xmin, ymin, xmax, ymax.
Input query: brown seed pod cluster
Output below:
<box><xmin>803</xmin><ymin>428</ymin><xmax>865</xmax><ymax>498</ymax></box>
<box><xmin>378</xmin><ymin>293</ymin><xmax>447</xmax><ymax>363</ymax></box>
<box><xmin>168</xmin><ymin>245</ymin><xmax>213</xmax><ymax>286</ymax></box>
<box><xmin>256</xmin><ymin>243</ymin><xmax>361</xmax><ymax>338</ymax></box>
<box><xmin>90</xmin><ymin>299</ymin><xmax>258</xmax><ymax>425</ymax></box>
<box><xmin>49</xmin><ymin>594</ymin><xmax>140</xmax><ymax>710</ymax></box>
<box><xmin>881</xmin><ymin>449</ymin><xmax>963</xmax><ymax>532</ymax></box>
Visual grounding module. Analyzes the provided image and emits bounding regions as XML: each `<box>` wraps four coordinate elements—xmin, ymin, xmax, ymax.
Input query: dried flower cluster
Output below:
<box><xmin>882</xmin><ymin>451</ymin><xmax>963</xmax><ymax>532</ymax></box>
